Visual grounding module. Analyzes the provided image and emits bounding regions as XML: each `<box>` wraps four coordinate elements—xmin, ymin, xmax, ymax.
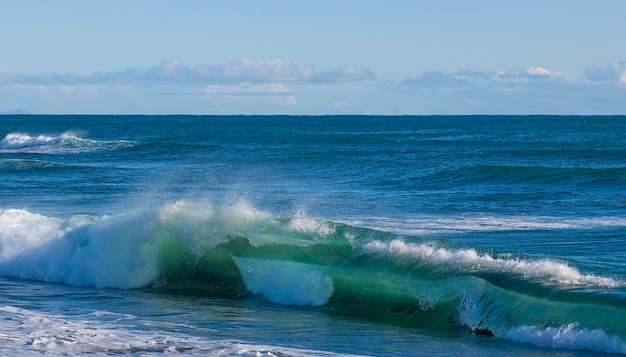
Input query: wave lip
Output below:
<box><xmin>0</xmin><ymin>132</ymin><xmax>136</xmax><ymax>153</ymax></box>
<box><xmin>361</xmin><ymin>239</ymin><xmax>623</xmax><ymax>288</ymax></box>
<box><xmin>234</xmin><ymin>257</ymin><xmax>334</xmax><ymax>306</ymax></box>
<box><xmin>0</xmin><ymin>133</ymin><xmax>56</xmax><ymax>149</ymax></box>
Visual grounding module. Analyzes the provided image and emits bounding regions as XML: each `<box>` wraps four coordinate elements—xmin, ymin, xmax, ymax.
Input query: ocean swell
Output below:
<box><xmin>0</xmin><ymin>132</ymin><xmax>136</xmax><ymax>153</ymax></box>
<box><xmin>1</xmin><ymin>202</ymin><xmax>625</xmax><ymax>354</ymax></box>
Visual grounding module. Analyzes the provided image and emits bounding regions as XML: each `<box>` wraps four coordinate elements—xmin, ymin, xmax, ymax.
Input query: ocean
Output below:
<box><xmin>0</xmin><ymin>115</ymin><xmax>625</xmax><ymax>356</ymax></box>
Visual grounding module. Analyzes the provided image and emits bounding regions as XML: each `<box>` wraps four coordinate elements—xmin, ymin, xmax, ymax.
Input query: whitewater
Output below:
<box><xmin>1</xmin><ymin>115</ymin><xmax>625</xmax><ymax>356</ymax></box>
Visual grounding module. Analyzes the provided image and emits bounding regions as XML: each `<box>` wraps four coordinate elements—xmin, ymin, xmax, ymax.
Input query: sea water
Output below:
<box><xmin>0</xmin><ymin>115</ymin><xmax>625</xmax><ymax>356</ymax></box>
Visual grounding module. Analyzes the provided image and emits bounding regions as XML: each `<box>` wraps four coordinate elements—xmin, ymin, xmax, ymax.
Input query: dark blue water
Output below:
<box><xmin>1</xmin><ymin>115</ymin><xmax>625</xmax><ymax>355</ymax></box>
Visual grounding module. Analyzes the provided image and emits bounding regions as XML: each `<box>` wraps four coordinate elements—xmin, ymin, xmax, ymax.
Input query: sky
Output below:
<box><xmin>1</xmin><ymin>1</ymin><xmax>626</xmax><ymax>115</ymax></box>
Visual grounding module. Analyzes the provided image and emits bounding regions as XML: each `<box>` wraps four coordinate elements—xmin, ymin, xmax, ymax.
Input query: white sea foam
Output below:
<box><xmin>285</xmin><ymin>216</ymin><xmax>335</xmax><ymax>237</ymax></box>
<box><xmin>0</xmin><ymin>209</ymin><xmax>66</xmax><ymax>261</ymax></box>
<box><xmin>0</xmin><ymin>203</ymin><xmax>334</xmax><ymax>292</ymax></box>
<box><xmin>0</xmin><ymin>132</ymin><xmax>56</xmax><ymax>149</ymax></box>
<box><xmin>284</xmin><ymin>207</ymin><xmax>336</xmax><ymax>237</ymax></box>
<box><xmin>0</xmin><ymin>209</ymin><xmax>159</xmax><ymax>289</ymax></box>
<box><xmin>505</xmin><ymin>324</ymin><xmax>626</xmax><ymax>354</ymax></box>
<box><xmin>362</xmin><ymin>239</ymin><xmax>622</xmax><ymax>288</ymax></box>
<box><xmin>351</xmin><ymin>215</ymin><xmax>626</xmax><ymax>235</ymax></box>
<box><xmin>0</xmin><ymin>131</ymin><xmax>136</xmax><ymax>153</ymax></box>
<box><xmin>455</xmin><ymin>294</ymin><xmax>626</xmax><ymax>354</ymax></box>
<box><xmin>0</xmin><ymin>306</ymin><xmax>355</xmax><ymax>356</ymax></box>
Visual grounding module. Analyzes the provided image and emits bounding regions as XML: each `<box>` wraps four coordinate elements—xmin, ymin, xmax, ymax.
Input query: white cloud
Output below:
<box><xmin>395</xmin><ymin>62</ymin><xmax>626</xmax><ymax>115</ymax></box>
<box><xmin>585</xmin><ymin>61</ymin><xmax>626</xmax><ymax>84</ymax></box>
<box><xmin>217</xmin><ymin>58</ymin><xmax>314</xmax><ymax>82</ymax></box>
<box><xmin>0</xmin><ymin>58</ymin><xmax>376</xmax><ymax>87</ymax></box>
<box><xmin>201</xmin><ymin>82</ymin><xmax>298</xmax><ymax>108</ymax></box>
<box><xmin>526</xmin><ymin>66</ymin><xmax>551</xmax><ymax>76</ymax></box>
<box><xmin>312</xmin><ymin>64</ymin><xmax>377</xmax><ymax>83</ymax></box>
<box><xmin>401</xmin><ymin>65</ymin><xmax>590</xmax><ymax>90</ymax></box>
<box><xmin>400</xmin><ymin>71</ymin><xmax>484</xmax><ymax>87</ymax></box>
<box><xmin>2</xmin><ymin>60</ymin><xmax>626</xmax><ymax>115</ymax></box>
<box><xmin>202</xmin><ymin>83</ymin><xmax>294</xmax><ymax>95</ymax></box>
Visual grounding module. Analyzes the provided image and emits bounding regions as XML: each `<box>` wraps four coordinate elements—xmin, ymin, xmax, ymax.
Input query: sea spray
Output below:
<box><xmin>1</xmin><ymin>201</ymin><xmax>626</xmax><ymax>353</ymax></box>
<box><xmin>0</xmin><ymin>209</ymin><xmax>158</xmax><ymax>288</ymax></box>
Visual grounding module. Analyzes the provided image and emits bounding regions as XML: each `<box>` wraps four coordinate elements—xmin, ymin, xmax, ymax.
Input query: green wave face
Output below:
<box><xmin>147</xmin><ymin>202</ymin><xmax>626</xmax><ymax>343</ymax></box>
<box><xmin>1</xmin><ymin>201</ymin><xmax>625</xmax><ymax>352</ymax></box>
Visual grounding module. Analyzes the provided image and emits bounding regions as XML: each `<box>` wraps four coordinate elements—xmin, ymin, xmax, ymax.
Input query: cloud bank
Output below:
<box><xmin>0</xmin><ymin>58</ymin><xmax>376</xmax><ymax>87</ymax></box>
<box><xmin>585</xmin><ymin>61</ymin><xmax>626</xmax><ymax>85</ymax></box>
<box><xmin>394</xmin><ymin>63</ymin><xmax>626</xmax><ymax>115</ymax></box>
<box><xmin>0</xmin><ymin>58</ymin><xmax>377</xmax><ymax>113</ymax></box>
<box><xmin>400</xmin><ymin>66</ymin><xmax>578</xmax><ymax>89</ymax></box>
<box><xmin>1</xmin><ymin>59</ymin><xmax>625</xmax><ymax>115</ymax></box>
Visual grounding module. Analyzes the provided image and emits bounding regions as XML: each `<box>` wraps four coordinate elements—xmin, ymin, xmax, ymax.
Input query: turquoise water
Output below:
<box><xmin>1</xmin><ymin>115</ymin><xmax>625</xmax><ymax>356</ymax></box>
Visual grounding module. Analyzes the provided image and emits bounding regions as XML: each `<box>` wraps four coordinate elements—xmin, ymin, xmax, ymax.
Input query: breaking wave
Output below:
<box><xmin>1</xmin><ymin>201</ymin><xmax>625</xmax><ymax>354</ymax></box>
<box><xmin>0</xmin><ymin>132</ymin><xmax>136</xmax><ymax>153</ymax></box>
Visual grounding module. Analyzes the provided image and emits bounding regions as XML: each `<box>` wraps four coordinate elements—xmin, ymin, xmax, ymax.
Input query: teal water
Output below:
<box><xmin>1</xmin><ymin>115</ymin><xmax>625</xmax><ymax>356</ymax></box>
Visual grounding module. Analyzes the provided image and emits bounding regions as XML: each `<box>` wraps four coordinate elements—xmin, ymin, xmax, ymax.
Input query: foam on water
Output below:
<box><xmin>351</xmin><ymin>215</ymin><xmax>626</xmax><ymax>235</ymax></box>
<box><xmin>286</xmin><ymin>216</ymin><xmax>335</xmax><ymax>237</ymax></box>
<box><xmin>0</xmin><ymin>306</ymin><xmax>356</xmax><ymax>356</ymax></box>
<box><xmin>504</xmin><ymin>324</ymin><xmax>626</xmax><ymax>354</ymax></box>
<box><xmin>0</xmin><ymin>131</ymin><xmax>136</xmax><ymax>153</ymax></box>
<box><xmin>0</xmin><ymin>209</ymin><xmax>158</xmax><ymax>288</ymax></box>
<box><xmin>0</xmin><ymin>133</ymin><xmax>57</xmax><ymax>149</ymax></box>
<box><xmin>1</xmin><ymin>203</ymin><xmax>622</xmax><ymax>291</ymax></box>
<box><xmin>0</xmin><ymin>202</ymin><xmax>332</xmax><ymax>291</ymax></box>
<box><xmin>0</xmin><ymin>209</ymin><xmax>67</xmax><ymax>261</ymax></box>
<box><xmin>2</xmin><ymin>202</ymin><xmax>626</xmax><ymax>354</ymax></box>
<box><xmin>454</xmin><ymin>294</ymin><xmax>626</xmax><ymax>354</ymax></box>
<box><xmin>361</xmin><ymin>239</ymin><xmax>622</xmax><ymax>288</ymax></box>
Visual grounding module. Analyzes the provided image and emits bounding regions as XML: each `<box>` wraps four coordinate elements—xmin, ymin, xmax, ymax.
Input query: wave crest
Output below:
<box><xmin>1</xmin><ymin>203</ymin><xmax>626</xmax><ymax>354</ymax></box>
<box><xmin>362</xmin><ymin>239</ymin><xmax>622</xmax><ymax>288</ymax></box>
<box><xmin>0</xmin><ymin>132</ymin><xmax>136</xmax><ymax>153</ymax></box>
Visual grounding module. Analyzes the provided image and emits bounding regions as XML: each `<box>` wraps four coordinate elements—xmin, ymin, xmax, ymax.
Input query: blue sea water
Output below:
<box><xmin>0</xmin><ymin>115</ymin><xmax>625</xmax><ymax>356</ymax></box>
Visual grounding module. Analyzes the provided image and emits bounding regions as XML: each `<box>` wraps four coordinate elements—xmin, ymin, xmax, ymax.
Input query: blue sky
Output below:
<box><xmin>1</xmin><ymin>1</ymin><xmax>625</xmax><ymax>115</ymax></box>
